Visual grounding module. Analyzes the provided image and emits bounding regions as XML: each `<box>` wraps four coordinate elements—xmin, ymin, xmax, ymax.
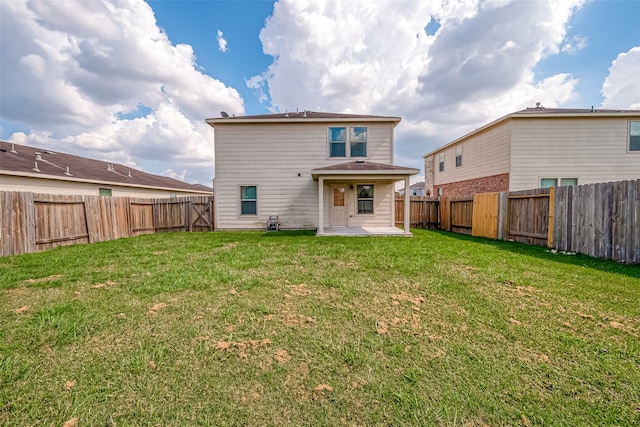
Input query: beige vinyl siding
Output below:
<box><xmin>214</xmin><ymin>122</ymin><xmax>395</xmax><ymax>230</ymax></box>
<box><xmin>0</xmin><ymin>175</ymin><xmax>207</xmax><ymax>198</ymax></box>
<box><xmin>321</xmin><ymin>180</ymin><xmax>395</xmax><ymax>228</ymax></box>
<box><xmin>510</xmin><ymin>117</ymin><xmax>640</xmax><ymax>191</ymax></box>
<box><xmin>433</xmin><ymin>121</ymin><xmax>511</xmax><ymax>186</ymax></box>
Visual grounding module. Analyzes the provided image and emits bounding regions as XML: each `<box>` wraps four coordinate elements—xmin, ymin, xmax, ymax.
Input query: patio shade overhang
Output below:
<box><xmin>311</xmin><ymin>161</ymin><xmax>420</xmax><ymax>180</ymax></box>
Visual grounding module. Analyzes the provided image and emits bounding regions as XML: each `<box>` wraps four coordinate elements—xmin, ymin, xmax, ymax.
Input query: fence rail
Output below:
<box><xmin>1</xmin><ymin>192</ymin><xmax>213</xmax><ymax>257</ymax></box>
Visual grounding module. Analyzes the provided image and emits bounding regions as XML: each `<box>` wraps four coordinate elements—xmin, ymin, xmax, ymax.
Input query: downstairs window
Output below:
<box><xmin>357</xmin><ymin>185</ymin><xmax>374</xmax><ymax>214</ymax></box>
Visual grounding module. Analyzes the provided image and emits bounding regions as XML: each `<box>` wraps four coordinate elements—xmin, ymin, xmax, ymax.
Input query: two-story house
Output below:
<box><xmin>423</xmin><ymin>107</ymin><xmax>640</xmax><ymax>196</ymax></box>
<box><xmin>206</xmin><ymin>111</ymin><xmax>419</xmax><ymax>235</ymax></box>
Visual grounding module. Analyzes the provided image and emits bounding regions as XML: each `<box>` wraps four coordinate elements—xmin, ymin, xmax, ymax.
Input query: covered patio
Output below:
<box><xmin>311</xmin><ymin>161</ymin><xmax>420</xmax><ymax>237</ymax></box>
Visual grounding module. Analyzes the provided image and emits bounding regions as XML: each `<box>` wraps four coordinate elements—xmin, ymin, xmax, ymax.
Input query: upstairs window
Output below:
<box><xmin>630</xmin><ymin>121</ymin><xmax>640</xmax><ymax>151</ymax></box>
<box><xmin>357</xmin><ymin>185</ymin><xmax>374</xmax><ymax>214</ymax></box>
<box><xmin>329</xmin><ymin>127</ymin><xmax>368</xmax><ymax>158</ymax></box>
<box><xmin>329</xmin><ymin>127</ymin><xmax>346</xmax><ymax>157</ymax></box>
<box><xmin>240</xmin><ymin>185</ymin><xmax>257</xmax><ymax>215</ymax></box>
<box><xmin>350</xmin><ymin>127</ymin><xmax>367</xmax><ymax>157</ymax></box>
<box><xmin>438</xmin><ymin>153</ymin><xmax>445</xmax><ymax>172</ymax></box>
<box><xmin>455</xmin><ymin>145</ymin><xmax>462</xmax><ymax>167</ymax></box>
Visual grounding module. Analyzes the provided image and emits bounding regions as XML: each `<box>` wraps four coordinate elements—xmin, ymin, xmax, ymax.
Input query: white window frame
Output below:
<box><xmin>629</xmin><ymin>121</ymin><xmax>640</xmax><ymax>152</ymax></box>
<box><xmin>455</xmin><ymin>145</ymin><xmax>462</xmax><ymax>167</ymax></box>
<box><xmin>356</xmin><ymin>184</ymin><xmax>374</xmax><ymax>215</ymax></box>
<box><xmin>438</xmin><ymin>153</ymin><xmax>445</xmax><ymax>172</ymax></box>
<box><xmin>327</xmin><ymin>126</ymin><xmax>368</xmax><ymax>159</ymax></box>
<box><xmin>239</xmin><ymin>185</ymin><xmax>258</xmax><ymax>216</ymax></box>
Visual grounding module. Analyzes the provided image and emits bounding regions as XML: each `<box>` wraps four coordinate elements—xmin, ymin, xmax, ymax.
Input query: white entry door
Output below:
<box><xmin>330</xmin><ymin>185</ymin><xmax>348</xmax><ymax>227</ymax></box>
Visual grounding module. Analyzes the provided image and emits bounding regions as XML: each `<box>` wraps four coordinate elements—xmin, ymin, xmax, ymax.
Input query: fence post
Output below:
<box><xmin>497</xmin><ymin>191</ymin><xmax>508</xmax><ymax>240</ymax></box>
<box><xmin>547</xmin><ymin>187</ymin><xmax>555</xmax><ymax>248</ymax></box>
<box><xmin>422</xmin><ymin>198</ymin><xmax>426</xmax><ymax>229</ymax></box>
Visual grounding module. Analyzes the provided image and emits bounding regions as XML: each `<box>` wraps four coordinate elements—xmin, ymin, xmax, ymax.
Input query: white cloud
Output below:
<box><xmin>561</xmin><ymin>35</ymin><xmax>588</xmax><ymax>54</ymax></box>
<box><xmin>601</xmin><ymin>46</ymin><xmax>640</xmax><ymax>109</ymax></box>
<box><xmin>162</xmin><ymin>168</ymin><xmax>187</xmax><ymax>182</ymax></box>
<box><xmin>251</xmin><ymin>0</ymin><xmax>585</xmax><ymax>172</ymax></box>
<box><xmin>0</xmin><ymin>0</ymin><xmax>244</xmax><ymax>184</ymax></box>
<box><xmin>217</xmin><ymin>29</ymin><xmax>228</xmax><ymax>53</ymax></box>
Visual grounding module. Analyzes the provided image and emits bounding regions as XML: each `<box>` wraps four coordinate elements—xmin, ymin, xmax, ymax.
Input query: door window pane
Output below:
<box><xmin>333</xmin><ymin>188</ymin><xmax>345</xmax><ymax>207</ymax></box>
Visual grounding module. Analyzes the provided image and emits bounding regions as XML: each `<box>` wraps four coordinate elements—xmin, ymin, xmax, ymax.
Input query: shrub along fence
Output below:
<box><xmin>397</xmin><ymin>179</ymin><xmax>639</xmax><ymax>263</ymax></box>
<box><xmin>1</xmin><ymin>192</ymin><xmax>213</xmax><ymax>257</ymax></box>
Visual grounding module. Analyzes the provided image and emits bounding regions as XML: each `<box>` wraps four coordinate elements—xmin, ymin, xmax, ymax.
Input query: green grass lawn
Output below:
<box><xmin>1</xmin><ymin>230</ymin><xmax>639</xmax><ymax>426</ymax></box>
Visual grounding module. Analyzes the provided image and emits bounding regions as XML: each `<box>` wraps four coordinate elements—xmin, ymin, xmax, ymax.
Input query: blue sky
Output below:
<box><xmin>1</xmin><ymin>0</ymin><xmax>639</xmax><ymax>185</ymax></box>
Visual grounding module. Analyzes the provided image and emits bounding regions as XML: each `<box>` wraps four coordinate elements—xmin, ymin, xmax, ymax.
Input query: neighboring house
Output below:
<box><xmin>423</xmin><ymin>107</ymin><xmax>640</xmax><ymax>197</ymax></box>
<box><xmin>397</xmin><ymin>181</ymin><xmax>426</xmax><ymax>197</ymax></box>
<box><xmin>0</xmin><ymin>140</ymin><xmax>212</xmax><ymax>198</ymax></box>
<box><xmin>206</xmin><ymin>111</ymin><xmax>419</xmax><ymax>235</ymax></box>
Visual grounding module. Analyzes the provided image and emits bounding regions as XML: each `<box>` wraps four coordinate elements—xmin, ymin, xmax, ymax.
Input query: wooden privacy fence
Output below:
<box><xmin>1</xmin><ymin>192</ymin><xmax>213</xmax><ymax>257</ymax></box>
<box><xmin>553</xmin><ymin>180</ymin><xmax>639</xmax><ymax>263</ymax></box>
<box><xmin>394</xmin><ymin>197</ymin><xmax>439</xmax><ymax>229</ymax></box>
<box><xmin>396</xmin><ymin>179</ymin><xmax>639</xmax><ymax>263</ymax></box>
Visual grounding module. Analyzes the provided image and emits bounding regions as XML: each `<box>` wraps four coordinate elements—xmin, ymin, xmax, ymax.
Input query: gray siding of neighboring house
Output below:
<box><xmin>509</xmin><ymin>116</ymin><xmax>640</xmax><ymax>190</ymax></box>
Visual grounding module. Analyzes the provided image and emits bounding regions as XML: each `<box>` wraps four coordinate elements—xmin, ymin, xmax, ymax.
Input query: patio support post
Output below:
<box><xmin>404</xmin><ymin>177</ymin><xmax>411</xmax><ymax>235</ymax></box>
<box><xmin>318</xmin><ymin>177</ymin><xmax>324</xmax><ymax>234</ymax></box>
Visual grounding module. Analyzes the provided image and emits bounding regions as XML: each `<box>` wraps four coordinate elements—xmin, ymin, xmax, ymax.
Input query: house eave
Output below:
<box><xmin>0</xmin><ymin>170</ymin><xmax>213</xmax><ymax>194</ymax></box>
<box><xmin>206</xmin><ymin>116</ymin><xmax>402</xmax><ymax>127</ymax></box>
<box><xmin>311</xmin><ymin>169</ymin><xmax>419</xmax><ymax>180</ymax></box>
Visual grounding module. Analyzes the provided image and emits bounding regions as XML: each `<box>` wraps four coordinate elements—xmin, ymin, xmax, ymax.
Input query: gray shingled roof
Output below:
<box><xmin>311</xmin><ymin>160</ymin><xmax>419</xmax><ymax>173</ymax></box>
<box><xmin>206</xmin><ymin>110</ymin><xmax>401</xmax><ymax>125</ymax></box>
<box><xmin>310</xmin><ymin>161</ymin><xmax>419</xmax><ymax>180</ymax></box>
<box><xmin>0</xmin><ymin>140</ymin><xmax>212</xmax><ymax>193</ymax></box>
<box><xmin>513</xmin><ymin>107</ymin><xmax>640</xmax><ymax>115</ymax></box>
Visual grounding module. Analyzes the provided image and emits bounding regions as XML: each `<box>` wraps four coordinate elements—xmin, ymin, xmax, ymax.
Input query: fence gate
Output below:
<box><xmin>189</xmin><ymin>197</ymin><xmax>214</xmax><ymax>232</ymax></box>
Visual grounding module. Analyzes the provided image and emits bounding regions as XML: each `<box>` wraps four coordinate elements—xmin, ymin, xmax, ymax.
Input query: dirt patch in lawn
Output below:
<box><xmin>216</xmin><ymin>339</ymin><xmax>271</xmax><ymax>358</ymax></box>
<box><xmin>23</xmin><ymin>275</ymin><xmax>63</xmax><ymax>284</ymax></box>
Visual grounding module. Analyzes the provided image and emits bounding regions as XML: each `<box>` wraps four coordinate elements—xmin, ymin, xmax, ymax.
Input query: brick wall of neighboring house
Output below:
<box><xmin>435</xmin><ymin>173</ymin><xmax>509</xmax><ymax>197</ymax></box>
